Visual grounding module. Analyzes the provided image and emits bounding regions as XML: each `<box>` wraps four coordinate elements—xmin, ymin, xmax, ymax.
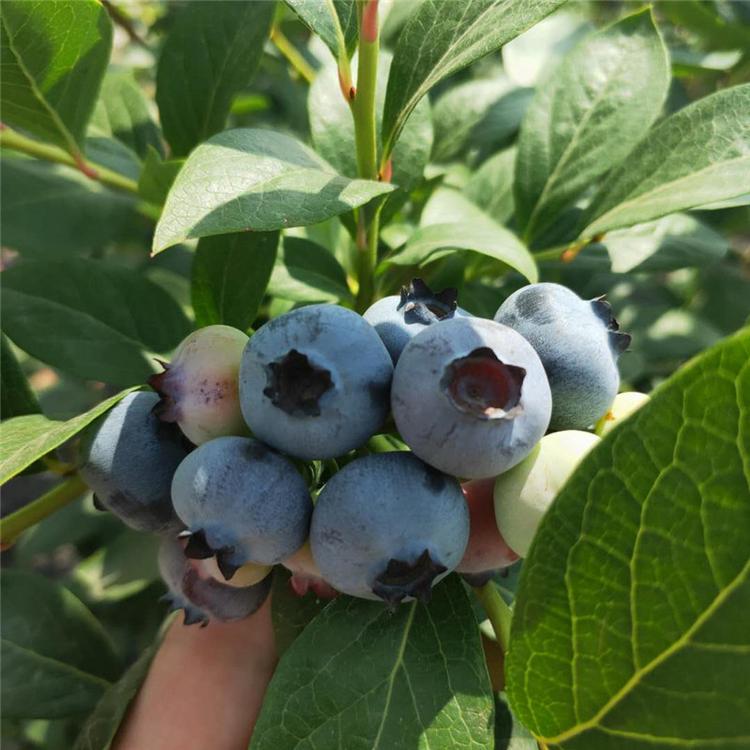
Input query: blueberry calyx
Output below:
<box><xmin>371</xmin><ymin>549</ymin><xmax>447</xmax><ymax>608</ymax></box>
<box><xmin>148</xmin><ymin>360</ymin><xmax>182</xmax><ymax>422</ymax></box>
<box><xmin>264</xmin><ymin>349</ymin><xmax>334</xmax><ymax>417</ymax></box>
<box><xmin>180</xmin><ymin>529</ymin><xmax>240</xmax><ymax>581</ymax></box>
<box><xmin>398</xmin><ymin>278</ymin><xmax>458</xmax><ymax>325</ymax></box>
<box><xmin>91</xmin><ymin>494</ymin><xmax>106</xmax><ymax>512</ymax></box>
<box><xmin>590</xmin><ymin>296</ymin><xmax>632</xmax><ymax>354</ymax></box>
<box><xmin>441</xmin><ymin>347</ymin><xmax>525</xmax><ymax>420</ymax></box>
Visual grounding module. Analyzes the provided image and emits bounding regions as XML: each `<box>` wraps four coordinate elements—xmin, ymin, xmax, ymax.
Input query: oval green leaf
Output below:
<box><xmin>507</xmin><ymin>327</ymin><xmax>750</xmax><ymax>748</ymax></box>
<box><xmin>152</xmin><ymin>129</ymin><xmax>395</xmax><ymax>254</ymax></box>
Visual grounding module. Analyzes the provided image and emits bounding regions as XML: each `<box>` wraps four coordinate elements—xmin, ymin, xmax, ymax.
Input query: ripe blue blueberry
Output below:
<box><xmin>158</xmin><ymin>537</ymin><xmax>272</xmax><ymax>625</ymax></box>
<box><xmin>310</xmin><ymin>452</ymin><xmax>469</xmax><ymax>606</ymax></box>
<box><xmin>79</xmin><ymin>391</ymin><xmax>189</xmax><ymax>533</ymax></box>
<box><xmin>171</xmin><ymin>436</ymin><xmax>312</xmax><ymax>577</ymax></box>
<box><xmin>494</xmin><ymin>283</ymin><xmax>630</xmax><ymax>430</ymax></box>
<box><xmin>363</xmin><ymin>278</ymin><xmax>470</xmax><ymax>363</ymax></box>
<box><xmin>239</xmin><ymin>304</ymin><xmax>393</xmax><ymax>459</ymax></box>
<box><xmin>391</xmin><ymin>317</ymin><xmax>552</xmax><ymax>479</ymax></box>
<box><xmin>149</xmin><ymin>325</ymin><xmax>249</xmax><ymax>445</ymax></box>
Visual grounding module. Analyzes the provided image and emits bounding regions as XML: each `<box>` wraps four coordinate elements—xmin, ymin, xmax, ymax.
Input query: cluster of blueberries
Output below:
<box><xmin>80</xmin><ymin>281</ymin><xmax>643</xmax><ymax>625</ymax></box>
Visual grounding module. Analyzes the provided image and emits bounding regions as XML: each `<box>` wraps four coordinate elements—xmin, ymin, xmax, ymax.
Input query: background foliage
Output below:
<box><xmin>1</xmin><ymin>1</ymin><xmax>748</xmax><ymax>749</ymax></box>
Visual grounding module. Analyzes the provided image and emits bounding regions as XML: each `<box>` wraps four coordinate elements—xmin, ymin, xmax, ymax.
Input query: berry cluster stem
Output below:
<box><xmin>474</xmin><ymin>580</ymin><xmax>513</xmax><ymax>653</ymax></box>
<box><xmin>351</xmin><ymin>0</ymin><xmax>381</xmax><ymax>312</ymax></box>
<box><xmin>0</xmin><ymin>126</ymin><xmax>139</xmax><ymax>195</ymax></box>
<box><xmin>0</xmin><ymin>474</ymin><xmax>87</xmax><ymax>548</ymax></box>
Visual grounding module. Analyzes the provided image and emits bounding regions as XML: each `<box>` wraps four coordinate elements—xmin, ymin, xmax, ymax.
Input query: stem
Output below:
<box><xmin>270</xmin><ymin>27</ymin><xmax>316</xmax><ymax>84</ymax></box>
<box><xmin>473</xmin><ymin>581</ymin><xmax>513</xmax><ymax>652</ymax></box>
<box><xmin>0</xmin><ymin>475</ymin><xmax>87</xmax><ymax>548</ymax></box>
<box><xmin>1</xmin><ymin>127</ymin><xmax>139</xmax><ymax>194</ymax></box>
<box><xmin>351</xmin><ymin>0</ymin><xmax>380</xmax><ymax>311</ymax></box>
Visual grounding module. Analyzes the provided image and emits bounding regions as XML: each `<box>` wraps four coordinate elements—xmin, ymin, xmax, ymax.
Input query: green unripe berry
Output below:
<box><xmin>595</xmin><ymin>391</ymin><xmax>650</xmax><ymax>437</ymax></box>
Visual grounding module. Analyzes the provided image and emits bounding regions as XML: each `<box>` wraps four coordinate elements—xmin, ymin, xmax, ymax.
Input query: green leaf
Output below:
<box><xmin>137</xmin><ymin>146</ymin><xmax>183</xmax><ymax>207</ymax></box>
<box><xmin>91</xmin><ymin>70</ymin><xmax>163</xmax><ymax>159</ymax></box>
<box><xmin>73</xmin><ymin>639</ymin><xmax>161</xmax><ymax>750</ymax></box>
<box><xmin>0</xmin><ymin>388</ymin><xmax>136</xmax><ymax>484</ymax></box>
<box><xmin>250</xmin><ymin>575</ymin><xmax>493</xmax><ymax>750</ymax></box>
<box><xmin>152</xmin><ymin>128</ymin><xmax>395</xmax><ymax>253</ymax></box>
<box><xmin>507</xmin><ymin>328</ymin><xmax>750</xmax><ymax>748</ymax></box>
<box><xmin>387</xmin><ymin>222</ymin><xmax>537</xmax><ymax>283</ymax></box>
<box><xmin>285</xmin><ymin>0</ymin><xmax>357</xmax><ymax>61</ymax></box>
<box><xmin>431</xmin><ymin>77</ymin><xmax>531</xmax><ymax>164</ymax></box>
<box><xmin>192</xmin><ymin>231</ymin><xmax>279</xmax><ymax>330</ymax></box>
<box><xmin>268</xmin><ymin>236</ymin><xmax>351</xmax><ymax>303</ymax></box>
<box><xmin>155</xmin><ymin>0</ymin><xmax>274</xmax><ymax>157</ymax></box>
<box><xmin>1</xmin><ymin>334</ymin><xmax>41</xmax><ymax>420</ymax></box>
<box><xmin>1</xmin><ymin>259</ymin><xmax>190</xmax><ymax>386</ymax></box>
<box><xmin>515</xmin><ymin>9</ymin><xmax>670</xmax><ymax>243</ymax></box>
<box><xmin>381</xmin><ymin>0</ymin><xmax>565</xmax><ymax>158</ymax></box>
<box><xmin>270</xmin><ymin>568</ymin><xmax>328</xmax><ymax>658</ymax></box>
<box><xmin>581</xmin><ymin>84</ymin><xmax>750</xmax><ymax>238</ymax></box>
<box><xmin>602</xmin><ymin>213</ymin><xmax>729</xmax><ymax>274</ymax></box>
<box><xmin>309</xmin><ymin>51</ymin><xmax>433</xmax><ymax>199</ymax></box>
<box><xmin>464</xmin><ymin>147</ymin><xmax>516</xmax><ymax>225</ymax></box>
<box><xmin>495</xmin><ymin>691</ymin><xmax>538</xmax><ymax>750</ymax></box>
<box><xmin>0</xmin><ymin>0</ymin><xmax>113</xmax><ymax>155</ymax></box>
<box><xmin>1</xmin><ymin>570</ymin><xmax>120</xmax><ymax>719</ymax></box>
<box><xmin>0</xmin><ymin>158</ymin><xmax>138</xmax><ymax>259</ymax></box>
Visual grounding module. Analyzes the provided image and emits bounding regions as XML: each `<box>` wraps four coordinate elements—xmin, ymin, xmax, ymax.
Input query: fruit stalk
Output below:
<box><xmin>0</xmin><ymin>474</ymin><xmax>87</xmax><ymax>548</ymax></box>
<box><xmin>351</xmin><ymin>0</ymin><xmax>381</xmax><ymax>311</ymax></box>
<box><xmin>0</xmin><ymin>126</ymin><xmax>140</xmax><ymax>195</ymax></box>
<box><xmin>473</xmin><ymin>581</ymin><xmax>513</xmax><ymax>653</ymax></box>
<box><xmin>270</xmin><ymin>25</ymin><xmax>316</xmax><ymax>84</ymax></box>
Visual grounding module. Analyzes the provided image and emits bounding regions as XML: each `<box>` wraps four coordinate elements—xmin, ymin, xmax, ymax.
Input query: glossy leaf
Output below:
<box><xmin>251</xmin><ymin>575</ymin><xmax>493</xmax><ymax>750</ymax></box>
<box><xmin>0</xmin><ymin>388</ymin><xmax>136</xmax><ymax>484</ymax></box>
<box><xmin>137</xmin><ymin>146</ymin><xmax>183</xmax><ymax>207</ymax></box>
<box><xmin>268</xmin><ymin>236</ymin><xmax>351</xmax><ymax>303</ymax></box>
<box><xmin>73</xmin><ymin>639</ymin><xmax>161</xmax><ymax>750</ymax></box>
<box><xmin>0</xmin><ymin>159</ymin><xmax>138</xmax><ymax>259</ymax></box>
<box><xmin>153</xmin><ymin>128</ymin><xmax>395</xmax><ymax>253</ymax></box>
<box><xmin>285</xmin><ymin>0</ymin><xmax>357</xmax><ymax>60</ymax></box>
<box><xmin>381</xmin><ymin>0</ymin><xmax>565</xmax><ymax>158</ymax></box>
<box><xmin>1</xmin><ymin>570</ymin><xmax>120</xmax><ymax>719</ymax></box>
<box><xmin>386</xmin><ymin>222</ymin><xmax>537</xmax><ymax>283</ymax></box>
<box><xmin>309</xmin><ymin>52</ymin><xmax>433</xmax><ymax>196</ymax></box>
<box><xmin>507</xmin><ymin>328</ymin><xmax>750</xmax><ymax>748</ymax></box>
<box><xmin>91</xmin><ymin>70</ymin><xmax>163</xmax><ymax>159</ymax></box>
<box><xmin>432</xmin><ymin>77</ymin><xmax>531</xmax><ymax>164</ymax></box>
<box><xmin>0</xmin><ymin>0</ymin><xmax>112</xmax><ymax>154</ymax></box>
<box><xmin>581</xmin><ymin>84</ymin><xmax>750</xmax><ymax>238</ymax></box>
<box><xmin>192</xmin><ymin>231</ymin><xmax>280</xmax><ymax>330</ymax></box>
<box><xmin>156</xmin><ymin>1</ymin><xmax>274</xmax><ymax>156</ymax></box>
<box><xmin>515</xmin><ymin>9</ymin><xmax>670</xmax><ymax>242</ymax></box>
<box><xmin>464</xmin><ymin>148</ymin><xmax>516</xmax><ymax>225</ymax></box>
<box><xmin>271</xmin><ymin>568</ymin><xmax>328</xmax><ymax>658</ymax></box>
<box><xmin>1</xmin><ymin>259</ymin><xmax>190</xmax><ymax>385</ymax></box>
<box><xmin>1</xmin><ymin>334</ymin><xmax>41</xmax><ymax>420</ymax></box>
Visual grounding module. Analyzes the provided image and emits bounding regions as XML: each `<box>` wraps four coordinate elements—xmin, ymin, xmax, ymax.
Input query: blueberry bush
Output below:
<box><xmin>1</xmin><ymin>2</ymin><xmax>749</xmax><ymax>749</ymax></box>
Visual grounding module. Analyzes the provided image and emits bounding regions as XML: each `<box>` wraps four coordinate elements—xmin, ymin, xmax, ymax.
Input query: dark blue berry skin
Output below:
<box><xmin>310</xmin><ymin>452</ymin><xmax>469</xmax><ymax>605</ymax></box>
<box><xmin>494</xmin><ymin>283</ymin><xmax>630</xmax><ymax>430</ymax></box>
<box><xmin>391</xmin><ymin>317</ymin><xmax>551</xmax><ymax>479</ymax></box>
<box><xmin>239</xmin><ymin>304</ymin><xmax>393</xmax><ymax>460</ymax></box>
<box><xmin>171</xmin><ymin>436</ymin><xmax>312</xmax><ymax>570</ymax></box>
<box><xmin>364</xmin><ymin>278</ymin><xmax>471</xmax><ymax>363</ymax></box>
<box><xmin>79</xmin><ymin>391</ymin><xmax>189</xmax><ymax>533</ymax></box>
<box><xmin>158</xmin><ymin>537</ymin><xmax>272</xmax><ymax>626</ymax></box>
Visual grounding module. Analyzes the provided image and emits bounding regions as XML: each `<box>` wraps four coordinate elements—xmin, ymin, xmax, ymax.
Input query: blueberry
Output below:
<box><xmin>455</xmin><ymin>479</ymin><xmax>519</xmax><ymax>585</ymax></box>
<box><xmin>239</xmin><ymin>304</ymin><xmax>393</xmax><ymax>459</ymax></box>
<box><xmin>79</xmin><ymin>391</ymin><xmax>189</xmax><ymax>533</ymax></box>
<box><xmin>310</xmin><ymin>452</ymin><xmax>469</xmax><ymax>606</ymax></box>
<box><xmin>391</xmin><ymin>317</ymin><xmax>552</xmax><ymax>479</ymax></box>
<box><xmin>494</xmin><ymin>430</ymin><xmax>600</xmax><ymax>557</ymax></box>
<box><xmin>363</xmin><ymin>278</ymin><xmax>470</xmax><ymax>363</ymax></box>
<box><xmin>171</xmin><ymin>436</ymin><xmax>312</xmax><ymax>574</ymax></box>
<box><xmin>158</xmin><ymin>537</ymin><xmax>272</xmax><ymax>625</ymax></box>
<box><xmin>149</xmin><ymin>325</ymin><xmax>249</xmax><ymax>445</ymax></box>
<box><xmin>595</xmin><ymin>391</ymin><xmax>649</xmax><ymax>436</ymax></box>
<box><xmin>281</xmin><ymin>541</ymin><xmax>338</xmax><ymax>599</ymax></box>
<box><xmin>494</xmin><ymin>283</ymin><xmax>631</xmax><ymax>431</ymax></box>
